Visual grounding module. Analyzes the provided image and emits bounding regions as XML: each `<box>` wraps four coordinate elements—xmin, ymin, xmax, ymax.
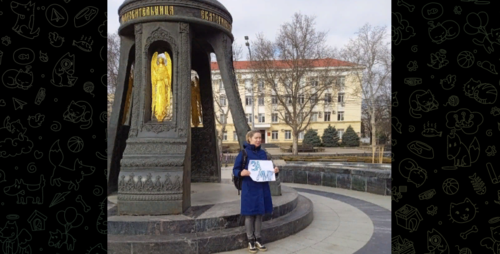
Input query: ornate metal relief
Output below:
<box><xmin>179</xmin><ymin>22</ymin><xmax>189</xmax><ymax>33</ymax></box>
<box><xmin>142</xmin><ymin>123</ymin><xmax>176</xmax><ymax>133</ymax></box>
<box><xmin>118</xmin><ymin>194</ymin><xmax>182</xmax><ymax>201</ymax></box>
<box><xmin>127</xmin><ymin>137</ymin><xmax>187</xmax><ymax>144</ymax></box>
<box><xmin>125</xmin><ymin>142</ymin><xmax>186</xmax><ymax>154</ymax></box>
<box><xmin>129</xmin><ymin>23</ymin><xmax>143</xmax><ymax>138</ymax></box>
<box><xmin>178</xmin><ymin>22</ymin><xmax>190</xmax><ymax>138</ymax></box>
<box><xmin>120</xmin><ymin>157</ymin><xmax>185</xmax><ymax>167</ymax></box>
<box><xmin>118</xmin><ymin>172</ymin><xmax>183</xmax><ymax>193</ymax></box>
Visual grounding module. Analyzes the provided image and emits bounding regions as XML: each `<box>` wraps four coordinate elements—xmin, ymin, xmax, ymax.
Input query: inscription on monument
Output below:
<box><xmin>121</xmin><ymin>6</ymin><xmax>174</xmax><ymax>23</ymax></box>
<box><xmin>120</xmin><ymin>6</ymin><xmax>232</xmax><ymax>32</ymax></box>
<box><xmin>200</xmin><ymin>10</ymin><xmax>232</xmax><ymax>32</ymax></box>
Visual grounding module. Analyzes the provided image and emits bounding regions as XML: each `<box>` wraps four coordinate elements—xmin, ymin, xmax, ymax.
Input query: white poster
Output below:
<box><xmin>248</xmin><ymin>160</ymin><xmax>275</xmax><ymax>182</ymax></box>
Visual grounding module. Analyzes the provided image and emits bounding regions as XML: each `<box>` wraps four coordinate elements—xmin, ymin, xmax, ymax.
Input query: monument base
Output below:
<box><xmin>108</xmin><ymin>183</ymin><xmax>313</xmax><ymax>254</ymax></box>
<box><xmin>118</xmin><ymin>200</ymin><xmax>183</xmax><ymax>215</ymax></box>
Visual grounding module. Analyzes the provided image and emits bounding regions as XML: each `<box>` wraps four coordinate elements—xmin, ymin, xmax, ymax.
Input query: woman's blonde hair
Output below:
<box><xmin>246</xmin><ymin>130</ymin><xmax>261</xmax><ymax>143</ymax></box>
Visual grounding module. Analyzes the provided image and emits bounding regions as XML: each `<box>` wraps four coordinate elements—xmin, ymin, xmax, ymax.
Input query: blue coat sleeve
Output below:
<box><xmin>232</xmin><ymin>151</ymin><xmax>244</xmax><ymax>178</ymax></box>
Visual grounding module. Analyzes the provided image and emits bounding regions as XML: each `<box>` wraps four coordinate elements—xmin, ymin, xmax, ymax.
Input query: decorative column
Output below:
<box><xmin>117</xmin><ymin>22</ymin><xmax>191</xmax><ymax>215</ymax></box>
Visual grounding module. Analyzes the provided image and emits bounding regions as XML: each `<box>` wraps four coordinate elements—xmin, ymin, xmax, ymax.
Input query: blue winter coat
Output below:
<box><xmin>233</xmin><ymin>142</ymin><xmax>273</xmax><ymax>216</ymax></box>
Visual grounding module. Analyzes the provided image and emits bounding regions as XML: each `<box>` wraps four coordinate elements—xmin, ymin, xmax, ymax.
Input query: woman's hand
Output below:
<box><xmin>274</xmin><ymin>167</ymin><xmax>279</xmax><ymax>173</ymax></box>
<box><xmin>241</xmin><ymin>169</ymin><xmax>251</xmax><ymax>177</ymax></box>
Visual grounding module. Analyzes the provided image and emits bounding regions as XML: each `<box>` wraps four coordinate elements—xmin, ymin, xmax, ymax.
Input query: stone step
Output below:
<box><xmin>108</xmin><ymin>186</ymin><xmax>298</xmax><ymax>235</ymax></box>
<box><xmin>108</xmin><ymin>195</ymin><xmax>313</xmax><ymax>254</ymax></box>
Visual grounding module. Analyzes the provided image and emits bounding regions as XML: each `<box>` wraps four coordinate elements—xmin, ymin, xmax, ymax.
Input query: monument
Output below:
<box><xmin>107</xmin><ymin>4</ymin><xmax>313</xmax><ymax>253</ymax></box>
<box><xmin>107</xmin><ymin>0</ymin><xmax>253</xmax><ymax>215</ymax></box>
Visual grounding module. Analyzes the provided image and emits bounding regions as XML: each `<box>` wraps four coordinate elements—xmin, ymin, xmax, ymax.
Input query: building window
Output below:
<box><xmin>337</xmin><ymin>76</ymin><xmax>345</xmax><ymax>90</ymax></box>
<box><xmin>272</xmin><ymin>113</ymin><xmax>278</xmax><ymax>123</ymax></box>
<box><xmin>311</xmin><ymin>79</ymin><xmax>318</xmax><ymax>87</ymax></box>
<box><xmin>298</xmin><ymin>95</ymin><xmax>305</xmax><ymax>104</ymax></box>
<box><xmin>223</xmin><ymin>131</ymin><xmax>227</xmax><ymax>141</ymax></box>
<box><xmin>297</xmin><ymin>112</ymin><xmax>304</xmax><ymax>122</ymax></box>
<box><xmin>298</xmin><ymin>131</ymin><xmax>304</xmax><ymax>140</ymax></box>
<box><xmin>324</xmin><ymin>112</ymin><xmax>331</xmax><ymax>121</ymax></box>
<box><xmin>246</xmin><ymin>113</ymin><xmax>253</xmax><ymax>123</ymax></box>
<box><xmin>285</xmin><ymin>113</ymin><xmax>291</xmax><ymax>122</ymax></box>
<box><xmin>325</xmin><ymin>93</ymin><xmax>332</xmax><ymax>104</ymax></box>
<box><xmin>220</xmin><ymin>95</ymin><xmax>226</xmax><ymax>106</ymax></box>
<box><xmin>258</xmin><ymin>80</ymin><xmax>265</xmax><ymax>90</ymax></box>
<box><xmin>285</xmin><ymin>81</ymin><xmax>292</xmax><ymax>90</ymax></box>
<box><xmin>338</xmin><ymin>93</ymin><xmax>345</xmax><ymax>103</ymax></box>
<box><xmin>338</xmin><ymin>129</ymin><xmax>344</xmax><ymax>139</ymax></box>
<box><xmin>285</xmin><ymin>130</ymin><xmax>291</xmax><ymax>140</ymax></box>
<box><xmin>310</xmin><ymin>95</ymin><xmax>317</xmax><ymax>104</ymax></box>
<box><xmin>311</xmin><ymin>112</ymin><xmax>318</xmax><ymax>122</ymax></box>
<box><xmin>338</xmin><ymin>111</ymin><xmax>344</xmax><ymax>121</ymax></box>
<box><xmin>233</xmin><ymin>131</ymin><xmax>238</xmax><ymax>141</ymax></box>
<box><xmin>245</xmin><ymin>79</ymin><xmax>252</xmax><ymax>92</ymax></box>
<box><xmin>272</xmin><ymin>131</ymin><xmax>278</xmax><ymax>140</ymax></box>
<box><xmin>219</xmin><ymin>80</ymin><xmax>224</xmax><ymax>91</ymax></box>
<box><xmin>271</xmin><ymin>96</ymin><xmax>277</xmax><ymax>105</ymax></box>
<box><xmin>258</xmin><ymin>96</ymin><xmax>265</xmax><ymax>106</ymax></box>
<box><xmin>220</xmin><ymin>114</ymin><xmax>226</xmax><ymax>124</ymax></box>
<box><xmin>258</xmin><ymin>113</ymin><xmax>265</xmax><ymax>123</ymax></box>
<box><xmin>286</xmin><ymin>95</ymin><xmax>292</xmax><ymax>104</ymax></box>
<box><xmin>245</xmin><ymin>96</ymin><xmax>252</xmax><ymax>105</ymax></box>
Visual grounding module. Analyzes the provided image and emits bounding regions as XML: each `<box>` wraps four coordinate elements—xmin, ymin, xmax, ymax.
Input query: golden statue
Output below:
<box><xmin>151</xmin><ymin>52</ymin><xmax>172</xmax><ymax>122</ymax></box>
<box><xmin>191</xmin><ymin>76</ymin><xmax>202</xmax><ymax>127</ymax></box>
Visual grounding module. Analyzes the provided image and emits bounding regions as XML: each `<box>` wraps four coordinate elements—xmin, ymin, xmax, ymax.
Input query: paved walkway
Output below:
<box><xmin>216</xmin><ymin>182</ymin><xmax>390</xmax><ymax>254</ymax></box>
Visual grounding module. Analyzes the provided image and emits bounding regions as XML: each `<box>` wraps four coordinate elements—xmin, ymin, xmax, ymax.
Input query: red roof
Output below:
<box><xmin>210</xmin><ymin>58</ymin><xmax>355</xmax><ymax>70</ymax></box>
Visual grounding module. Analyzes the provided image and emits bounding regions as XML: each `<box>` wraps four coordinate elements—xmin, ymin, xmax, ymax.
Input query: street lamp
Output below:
<box><xmin>245</xmin><ymin>36</ymin><xmax>255</xmax><ymax>129</ymax></box>
<box><xmin>244</xmin><ymin>36</ymin><xmax>252</xmax><ymax>60</ymax></box>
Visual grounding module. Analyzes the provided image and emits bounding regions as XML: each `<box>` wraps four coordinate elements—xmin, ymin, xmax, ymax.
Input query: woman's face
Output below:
<box><xmin>249</xmin><ymin>133</ymin><xmax>262</xmax><ymax>147</ymax></box>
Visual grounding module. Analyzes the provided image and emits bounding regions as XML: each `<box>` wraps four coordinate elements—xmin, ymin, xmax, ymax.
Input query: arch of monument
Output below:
<box><xmin>108</xmin><ymin>0</ymin><xmax>251</xmax><ymax>215</ymax></box>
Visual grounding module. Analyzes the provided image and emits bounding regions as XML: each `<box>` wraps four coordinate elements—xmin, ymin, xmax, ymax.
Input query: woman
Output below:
<box><xmin>233</xmin><ymin>130</ymin><xmax>279</xmax><ymax>253</ymax></box>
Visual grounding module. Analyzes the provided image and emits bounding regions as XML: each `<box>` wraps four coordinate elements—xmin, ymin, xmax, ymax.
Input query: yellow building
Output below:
<box><xmin>210</xmin><ymin>59</ymin><xmax>362</xmax><ymax>145</ymax></box>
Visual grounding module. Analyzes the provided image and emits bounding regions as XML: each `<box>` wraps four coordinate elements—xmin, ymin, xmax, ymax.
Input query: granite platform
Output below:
<box><xmin>108</xmin><ymin>183</ymin><xmax>314</xmax><ymax>254</ymax></box>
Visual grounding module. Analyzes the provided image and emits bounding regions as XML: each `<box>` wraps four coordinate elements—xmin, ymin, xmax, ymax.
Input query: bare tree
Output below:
<box><xmin>107</xmin><ymin>33</ymin><xmax>120</xmax><ymax>125</ymax></box>
<box><xmin>250</xmin><ymin>13</ymin><xmax>353</xmax><ymax>155</ymax></box>
<box><xmin>377</xmin><ymin>85</ymin><xmax>392</xmax><ymax>144</ymax></box>
<box><xmin>361</xmin><ymin>87</ymin><xmax>391</xmax><ymax>145</ymax></box>
<box><xmin>337</xmin><ymin>24</ymin><xmax>391</xmax><ymax>150</ymax></box>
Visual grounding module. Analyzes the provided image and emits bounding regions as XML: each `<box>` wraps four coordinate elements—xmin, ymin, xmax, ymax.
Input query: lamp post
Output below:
<box><xmin>245</xmin><ymin>36</ymin><xmax>255</xmax><ymax>129</ymax></box>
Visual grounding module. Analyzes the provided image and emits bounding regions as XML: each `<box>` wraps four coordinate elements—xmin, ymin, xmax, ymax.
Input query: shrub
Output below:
<box><xmin>303</xmin><ymin>129</ymin><xmax>322</xmax><ymax>147</ymax></box>
<box><xmin>322</xmin><ymin>124</ymin><xmax>339</xmax><ymax>147</ymax></box>
<box><xmin>342</xmin><ymin>125</ymin><xmax>360</xmax><ymax>147</ymax></box>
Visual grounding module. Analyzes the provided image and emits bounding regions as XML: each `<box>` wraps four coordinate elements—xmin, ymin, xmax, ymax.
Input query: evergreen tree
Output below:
<box><xmin>303</xmin><ymin>129</ymin><xmax>322</xmax><ymax>147</ymax></box>
<box><xmin>342</xmin><ymin>125</ymin><xmax>360</xmax><ymax>147</ymax></box>
<box><xmin>322</xmin><ymin>125</ymin><xmax>339</xmax><ymax>147</ymax></box>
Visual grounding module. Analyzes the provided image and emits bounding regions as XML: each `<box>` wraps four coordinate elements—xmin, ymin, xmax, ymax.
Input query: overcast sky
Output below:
<box><xmin>108</xmin><ymin>0</ymin><xmax>391</xmax><ymax>60</ymax></box>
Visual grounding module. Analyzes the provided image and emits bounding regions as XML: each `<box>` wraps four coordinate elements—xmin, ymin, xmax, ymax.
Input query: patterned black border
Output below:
<box><xmin>0</xmin><ymin>1</ymin><xmax>107</xmax><ymax>253</ymax></box>
<box><xmin>393</xmin><ymin>0</ymin><xmax>500</xmax><ymax>253</ymax></box>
